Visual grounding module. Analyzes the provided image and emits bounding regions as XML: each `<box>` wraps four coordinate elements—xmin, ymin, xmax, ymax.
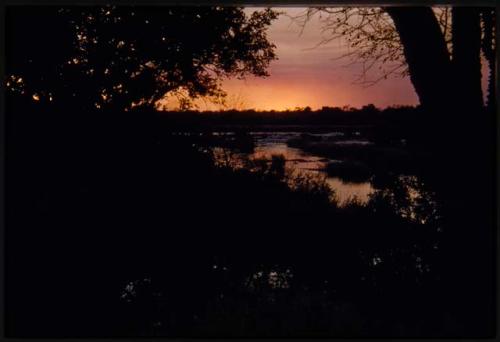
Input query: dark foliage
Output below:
<box><xmin>5</xmin><ymin>98</ymin><xmax>495</xmax><ymax>337</ymax></box>
<box><xmin>6</xmin><ymin>6</ymin><xmax>278</xmax><ymax>111</ymax></box>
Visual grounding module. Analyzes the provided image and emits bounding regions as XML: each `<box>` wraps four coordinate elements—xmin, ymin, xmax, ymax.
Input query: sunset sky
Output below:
<box><xmin>164</xmin><ymin>7</ymin><xmax>489</xmax><ymax>111</ymax></box>
<box><xmin>199</xmin><ymin>7</ymin><xmax>420</xmax><ymax>111</ymax></box>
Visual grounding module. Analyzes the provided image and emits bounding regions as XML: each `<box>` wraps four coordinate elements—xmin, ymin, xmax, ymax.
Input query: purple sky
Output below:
<box><xmin>218</xmin><ymin>7</ymin><xmax>420</xmax><ymax>111</ymax></box>
<box><xmin>166</xmin><ymin>7</ymin><xmax>489</xmax><ymax>111</ymax></box>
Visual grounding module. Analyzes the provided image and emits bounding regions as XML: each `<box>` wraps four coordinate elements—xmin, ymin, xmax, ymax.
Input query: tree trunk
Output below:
<box><xmin>385</xmin><ymin>7</ymin><xmax>454</xmax><ymax>113</ymax></box>
<box><xmin>386</xmin><ymin>7</ymin><xmax>485</xmax><ymax>119</ymax></box>
<box><xmin>451</xmin><ymin>7</ymin><xmax>484</xmax><ymax>113</ymax></box>
<box><xmin>386</xmin><ymin>6</ymin><xmax>486</xmax><ymax>146</ymax></box>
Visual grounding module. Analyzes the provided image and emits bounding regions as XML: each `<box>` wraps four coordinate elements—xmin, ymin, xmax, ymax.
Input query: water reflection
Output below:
<box><xmin>326</xmin><ymin>178</ymin><xmax>374</xmax><ymax>204</ymax></box>
<box><xmin>201</xmin><ymin>130</ymin><xmax>438</xmax><ymax>219</ymax></box>
<box><xmin>369</xmin><ymin>174</ymin><xmax>440</xmax><ymax>225</ymax></box>
<box><xmin>210</xmin><ymin>131</ymin><xmax>375</xmax><ymax>205</ymax></box>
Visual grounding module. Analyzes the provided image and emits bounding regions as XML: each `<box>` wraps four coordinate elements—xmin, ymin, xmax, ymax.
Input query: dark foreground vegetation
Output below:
<box><xmin>6</xmin><ymin>99</ymin><xmax>495</xmax><ymax>338</ymax></box>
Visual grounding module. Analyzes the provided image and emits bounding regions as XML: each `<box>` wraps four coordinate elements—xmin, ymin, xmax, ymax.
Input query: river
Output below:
<box><xmin>209</xmin><ymin>131</ymin><xmax>375</xmax><ymax>205</ymax></box>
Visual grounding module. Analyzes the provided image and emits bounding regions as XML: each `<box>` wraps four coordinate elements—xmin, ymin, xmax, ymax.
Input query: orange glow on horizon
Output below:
<box><xmin>157</xmin><ymin>7</ymin><xmax>490</xmax><ymax>112</ymax></box>
<box><xmin>155</xmin><ymin>8</ymin><xmax>419</xmax><ymax>112</ymax></box>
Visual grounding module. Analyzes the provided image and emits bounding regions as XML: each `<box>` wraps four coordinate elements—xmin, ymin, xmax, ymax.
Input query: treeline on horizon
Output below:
<box><xmin>11</xmin><ymin>95</ymin><xmax>421</xmax><ymax>128</ymax></box>
<box><xmin>147</xmin><ymin>104</ymin><xmax>421</xmax><ymax>127</ymax></box>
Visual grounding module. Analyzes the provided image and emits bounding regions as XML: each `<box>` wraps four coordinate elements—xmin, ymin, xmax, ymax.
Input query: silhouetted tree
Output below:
<box><xmin>6</xmin><ymin>6</ymin><xmax>278</xmax><ymax>111</ymax></box>
<box><xmin>387</xmin><ymin>7</ymin><xmax>484</xmax><ymax>114</ymax></box>
<box><xmin>294</xmin><ymin>7</ymin><xmax>495</xmax><ymax>114</ymax></box>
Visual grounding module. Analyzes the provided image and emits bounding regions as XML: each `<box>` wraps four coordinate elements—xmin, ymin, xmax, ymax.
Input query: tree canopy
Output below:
<box><xmin>6</xmin><ymin>6</ymin><xmax>278</xmax><ymax>111</ymax></box>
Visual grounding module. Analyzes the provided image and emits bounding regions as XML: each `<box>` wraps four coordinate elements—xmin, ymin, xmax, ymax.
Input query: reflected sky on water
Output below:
<box><xmin>211</xmin><ymin>131</ymin><xmax>375</xmax><ymax>205</ymax></box>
